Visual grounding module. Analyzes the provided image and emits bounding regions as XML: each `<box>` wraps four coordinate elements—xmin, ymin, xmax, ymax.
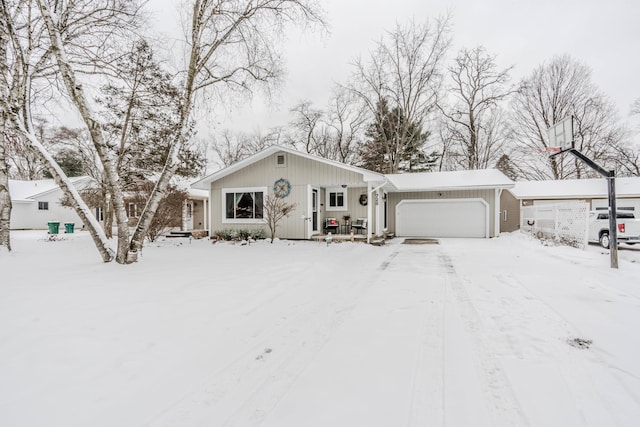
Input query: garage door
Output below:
<box><xmin>396</xmin><ymin>198</ymin><xmax>489</xmax><ymax>238</ymax></box>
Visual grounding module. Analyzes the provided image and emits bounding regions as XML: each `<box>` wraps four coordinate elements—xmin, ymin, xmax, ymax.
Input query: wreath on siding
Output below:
<box><xmin>359</xmin><ymin>193</ymin><xmax>368</xmax><ymax>206</ymax></box>
<box><xmin>273</xmin><ymin>178</ymin><xmax>291</xmax><ymax>198</ymax></box>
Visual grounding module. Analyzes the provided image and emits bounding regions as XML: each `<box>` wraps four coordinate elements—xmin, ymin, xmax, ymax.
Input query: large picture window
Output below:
<box><xmin>223</xmin><ymin>188</ymin><xmax>265</xmax><ymax>222</ymax></box>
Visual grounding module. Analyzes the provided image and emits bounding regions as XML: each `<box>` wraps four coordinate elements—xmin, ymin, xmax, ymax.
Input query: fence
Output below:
<box><xmin>521</xmin><ymin>202</ymin><xmax>589</xmax><ymax>249</ymax></box>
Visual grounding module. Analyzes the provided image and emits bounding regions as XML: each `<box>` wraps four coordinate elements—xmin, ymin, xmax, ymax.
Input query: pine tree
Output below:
<box><xmin>360</xmin><ymin>99</ymin><xmax>432</xmax><ymax>173</ymax></box>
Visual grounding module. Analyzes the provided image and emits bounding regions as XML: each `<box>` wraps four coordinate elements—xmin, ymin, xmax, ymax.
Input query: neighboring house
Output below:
<box><xmin>123</xmin><ymin>178</ymin><xmax>210</xmax><ymax>233</ymax></box>
<box><xmin>192</xmin><ymin>146</ymin><xmax>514</xmax><ymax>241</ymax></box>
<box><xmin>183</xmin><ymin>188</ymin><xmax>209</xmax><ymax>232</ymax></box>
<box><xmin>503</xmin><ymin>177</ymin><xmax>640</xmax><ymax>232</ymax></box>
<box><xmin>8</xmin><ymin>176</ymin><xmax>94</xmax><ymax>230</ymax></box>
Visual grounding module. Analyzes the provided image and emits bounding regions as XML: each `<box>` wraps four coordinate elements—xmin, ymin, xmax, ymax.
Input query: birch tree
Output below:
<box><xmin>0</xmin><ymin>14</ymin><xmax>11</xmax><ymax>252</ymax></box>
<box><xmin>349</xmin><ymin>17</ymin><xmax>451</xmax><ymax>173</ymax></box>
<box><xmin>1</xmin><ymin>0</ymin><xmax>115</xmax><ymax>261</ymax></box>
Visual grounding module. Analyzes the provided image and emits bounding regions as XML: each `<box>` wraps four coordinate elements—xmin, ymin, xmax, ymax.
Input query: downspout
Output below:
<box><xmin>203</xmin><ymin>197</ymin><xmax>208</xmax><ymax>233</ymax></box>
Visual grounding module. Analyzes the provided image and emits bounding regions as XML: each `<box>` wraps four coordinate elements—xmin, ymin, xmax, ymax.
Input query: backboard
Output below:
<box><xmin>547</xmin><ymin>116</ymin><xmax>574</xmax><ymax>153</ymax></box>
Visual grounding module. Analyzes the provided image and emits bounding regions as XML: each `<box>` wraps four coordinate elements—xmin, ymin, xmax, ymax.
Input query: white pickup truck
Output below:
<box><xmin>588</xmin><ymin>211</ymin><xmax>640</xmax><ymax>248</ymax></box>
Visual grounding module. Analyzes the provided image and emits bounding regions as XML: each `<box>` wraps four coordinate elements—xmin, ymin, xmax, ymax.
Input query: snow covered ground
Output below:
<box><xmin>1</xmin><ymin>231</ymin><xmax>639</xmax><ymax>427</ymax></box>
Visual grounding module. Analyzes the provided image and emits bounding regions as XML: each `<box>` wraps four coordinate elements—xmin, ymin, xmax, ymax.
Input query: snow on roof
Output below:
<box><xmin>385</xmin><ymin>169</ymin><xmax>514</xmax><ymax>192</ymax></box>
<box><xmin>510</xmin><ymin>177</ymin><xmax>640</xmax><ymax>199</ymax></box>
<box><xmin>8</xmin><ymin>177</ymin><xmax>90</xmax><ymax>201</ymax></box>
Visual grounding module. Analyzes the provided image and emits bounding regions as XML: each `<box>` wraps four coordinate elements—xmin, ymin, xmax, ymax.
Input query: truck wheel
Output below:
<box><xmin>599</xmin><ymin>232</ymin><xmax>610</xmax><ymax>249</ymax></box>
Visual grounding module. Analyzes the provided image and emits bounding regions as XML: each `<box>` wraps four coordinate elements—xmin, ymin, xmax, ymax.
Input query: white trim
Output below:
<box><xmin>203</xmin><ymin>197</ymin><xmax>209</xmax><ymax>231</ymax></box>
<box><xmin>221</xmin><ymin>186</ymin><xmax>268</xmax><ymax>224</ymax></box>
<box><xmin>325</xmin><ymin>187</ymin><xmax>348</xmax><ymax>212</ymax></box>
<box><xmin>495</xmin><ymin>188</ymin><xmax>502</xmax><ymax>236</ymax></box>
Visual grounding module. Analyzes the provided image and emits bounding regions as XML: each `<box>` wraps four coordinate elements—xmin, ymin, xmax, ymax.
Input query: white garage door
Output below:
<box><xmin>396</xmin><ymin>198</ymin><xmax>489</xmax><ymax>238</ymax></box>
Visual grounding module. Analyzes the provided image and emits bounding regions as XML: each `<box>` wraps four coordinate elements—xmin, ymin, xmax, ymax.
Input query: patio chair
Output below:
<box><xmin>351</xmin><ymin>218</ymin><xmax>367</xmax><ymax>234</ymax></box>
<box><xmin>324</xmin><ymin>217</ymin><xmax>339</xmax><ymax>234</ymax></box>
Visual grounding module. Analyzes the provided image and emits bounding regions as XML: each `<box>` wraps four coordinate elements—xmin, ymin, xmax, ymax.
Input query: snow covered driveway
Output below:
<box><xmin>1</xmin><ymin>232</ymin><xmax>639</xmax><ymax>426</ymax></box>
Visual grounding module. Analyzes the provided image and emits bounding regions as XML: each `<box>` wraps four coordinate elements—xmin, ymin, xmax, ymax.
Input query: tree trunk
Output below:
<box><xmin>0</xmin><ymin>126</ymin><xmax>11</xmax><ymax>253</ymax></box>
<box><xmin>104</xmin><ymin>192</ymin><xmax>113</xmax><ymax>239</ymax></box>
<box><xmin>37</xmin><ymin>0</ymin><xmax>131</xmax><ymax>263</ymax></box>
<box><xmin>0</xmin><ymin>8</ymin><xmax>11</xmax><ymax>252</ymax></box>
<box><xmin>129</xmin><ymin>10</ymin><xmax>199</xmax><ymax>253</ymax></box>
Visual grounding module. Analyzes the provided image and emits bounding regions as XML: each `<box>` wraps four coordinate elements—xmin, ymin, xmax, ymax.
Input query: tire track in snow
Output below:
<box><xmin>438</xmin><ymin>249</ymin><xmax>531</xmax><ymax>427</ymax></box>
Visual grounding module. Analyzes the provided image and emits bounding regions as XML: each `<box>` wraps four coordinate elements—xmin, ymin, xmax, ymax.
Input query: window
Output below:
<box><xmin>38</xmin><ymin>201</ymin><xmax>49</xmax><ymax>210</ymax></box>
<box><xmin>223</xmin><ymin>188</ymin><xmax>265</xmax><ymax>222</ymax></box>
<box><xmin>128</xmin><ymin>203</ymin><xmax>138</xmax><ymax>218</ymax></box>
<box><xmin>326</xmin><ymin>187</ymin><xmax>347</xmax><ymax>211</ymax></box>
<box><xmin>276</xmin><ymin>153</ymin><xmax>286</xmax><ymax>167</ymax></box>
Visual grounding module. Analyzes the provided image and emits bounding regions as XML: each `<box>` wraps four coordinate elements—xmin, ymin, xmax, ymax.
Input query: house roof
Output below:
<box><xmin>385</xmin><ymin>169</ymin><xmax>514</xmax><ymax>192</ymax></box>
<box><xmin>8</xmin><ymin>176</ymin><xmax>92</xmax><ymax>201</ymax></box>
<box><xmin>191</xmin><ymin>145</ymin><xmax>386</xmax><ymax>190</ymax></box>
<box><xmin>510</xmin><ymin>177</ymin><xmax>640</xmax><ymax>199</ymax></box>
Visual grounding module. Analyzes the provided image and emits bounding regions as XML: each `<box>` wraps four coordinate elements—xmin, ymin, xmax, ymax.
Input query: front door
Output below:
<box><xmin>307</xmin><ymin>186</ymin><xmax>320</xmax><ymax>238</ymax></box>
<box><xmin>312</xmin><ymin>189</ymin><xmax>318</xmax><ymax>232</ymax></box>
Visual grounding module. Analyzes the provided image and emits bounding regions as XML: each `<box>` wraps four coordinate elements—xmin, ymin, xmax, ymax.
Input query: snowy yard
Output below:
<box><xmin>1</xmin><ymin>231</ymin><xmax>640</xmax><ymax>427</ymax></box>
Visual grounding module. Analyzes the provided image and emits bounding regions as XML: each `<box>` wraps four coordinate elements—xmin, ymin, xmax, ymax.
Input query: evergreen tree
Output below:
<box><xmin>97</xmin><ymin>40</ymin><xmax>204</xmax><ymax>186</ymax></box>
<box><xmin>360</xmin><ymin>99</ymin><xmax>434</xmax><ymax>173</ymax></box>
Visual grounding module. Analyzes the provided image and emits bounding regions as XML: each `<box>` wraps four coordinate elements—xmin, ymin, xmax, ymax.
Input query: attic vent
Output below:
<box><xmin>276</xmin><ymin>154</ymin><xmax>286</xmax><ymax>167</ymax></box>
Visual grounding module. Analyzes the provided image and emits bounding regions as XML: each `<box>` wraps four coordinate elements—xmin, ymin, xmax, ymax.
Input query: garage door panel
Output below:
<box><xmin>396</xmin><ymin>199</ymin><xmax>488</xmax><ymax>238</ymax></box>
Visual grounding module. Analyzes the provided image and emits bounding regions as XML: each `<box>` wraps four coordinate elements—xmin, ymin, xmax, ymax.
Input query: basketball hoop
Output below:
<box><xmin>547</xmin><ymin>116</ymin><xmax>574</xmax><ymax>153</ymax></box>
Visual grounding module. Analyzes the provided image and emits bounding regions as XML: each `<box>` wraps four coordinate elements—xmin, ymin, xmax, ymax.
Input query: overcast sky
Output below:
<box><xmin>151</xmin><ymin>0</ymin><xmax>640</xmax><ymax>133</ymax></box>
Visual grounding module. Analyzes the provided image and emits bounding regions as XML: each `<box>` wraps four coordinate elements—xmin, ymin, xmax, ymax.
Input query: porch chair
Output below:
<box><xmin>351</xmin><ymin>218</ymin><xmax>368</xmax><ymax>234</ymax></box>
<box><xmin>324</xmin><ymin>217</ymin><xmax>339</xmax><ymax>234</ymax></box>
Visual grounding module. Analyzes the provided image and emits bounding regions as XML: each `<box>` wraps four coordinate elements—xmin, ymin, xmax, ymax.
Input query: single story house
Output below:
<box><xmin>502</xmin><ymin>177</ymin><xmax>640</xmax><ymax>232</ymax></box>
<box><xmin>8</xmin><ymin>176</ymin><xmax>94</xmax><ymax>230</ymax></box>
<box><xmin>9</xmin><ymin>176</ymin><xmax>210</xmax><ymax>233</ymax></box>
<box><xmin>182</xmin><ymin>188</ymin><xmax>209</xmax><ymax>232</ymax></box>
<box><xmin>191</xmin><ymin>146</ymin><xmax>515</xmax><ymax>241</ymax></box>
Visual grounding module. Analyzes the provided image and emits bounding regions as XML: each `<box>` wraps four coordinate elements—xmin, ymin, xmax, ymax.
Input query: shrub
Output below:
<box><xmin>212</xmin><ymin>228</ymin><xmax>266</xmax><ymax>241</ymax></box>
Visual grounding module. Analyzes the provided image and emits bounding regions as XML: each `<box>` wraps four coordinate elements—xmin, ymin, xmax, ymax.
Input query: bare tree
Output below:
<box><xmin>287</xmin><ymin>89</ymin><xmax>365</xmax><ymax>164</ymax></box>
<box><xmin>289</xmin><ymin>100</ymin><xmax>324</xmax><ymax>154</ymax></box>
<box><xmin>211</xmin><ymin>127</ymin><xmax>284</xmax><ymax>168</ymax></box>
<box><xmin>349</xmin><ymin>17</ymin><xmax>451</xmax><ymax>173</ymax></box>
<box><xmin>438</xmin><ymin>46</ymin><xmax>515</xmax><ymax>170</ymax></box>
<box><xmin>511</xmin><ymin>55</ymin><xmax>624</xmax><ymax>180</ymax></box>
<box><xmin>1</xmin><ymin>17</ymin><xmax>11</xmax><ymax>252</ymax></box>
<box><xmin>3</xmin><ymin>122</ymin><xmax>48</xmax><ymax>180</ymax></box>
<box><xmin>631</xmin><ymin>97</ymin><xmax>640</xmax><ymax>115</ymax></box>
<box><xmin>263</xmin><ymin>194</ymin><xmax>296</xmax><ymax>243</ymax></box>
<box><xmin>322</xmin><ymin>88</ymin><xmax>366</xmax><ymax>164</ymax></box>
<box><xmin>1</xmin><ymin>0</ymin><xmax>116</xmax><ymax>261</ymax></box>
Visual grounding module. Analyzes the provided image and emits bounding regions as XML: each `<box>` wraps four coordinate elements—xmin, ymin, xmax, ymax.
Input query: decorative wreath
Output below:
<box><xmin>273</xmin><ymin>178</ymin><xmax>291</xmax><ymax>198</ymax></box>
<box><xmin>359</xmin><ymin>193</ymin><xmax>368</xmax><ymax>206</ymax></box>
